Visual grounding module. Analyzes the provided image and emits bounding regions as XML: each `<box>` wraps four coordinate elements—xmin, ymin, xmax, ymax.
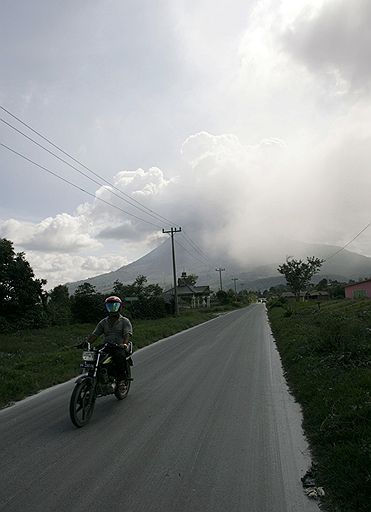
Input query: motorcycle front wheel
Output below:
<box><xmin>114</xmin><ymin>367</ymin><xmax>131</xmax><ymax>400</ymax></box>
<box><xmin>69</xmin><ymin>379</ymin><xmax>96</xmax><ymax>427</ymax></box>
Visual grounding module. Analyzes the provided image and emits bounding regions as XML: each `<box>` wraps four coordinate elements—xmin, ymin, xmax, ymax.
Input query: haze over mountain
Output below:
<box><xmin>67</xmin><ymin>238</ymin><xmax>371</xmax><ymax>294</ymax></box>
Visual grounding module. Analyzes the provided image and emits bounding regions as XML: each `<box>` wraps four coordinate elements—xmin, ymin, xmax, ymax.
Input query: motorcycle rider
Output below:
<box><xmin>87</xmin><ymin>296</ymin><xmax>133</xmax><ymax>385</ymax></box>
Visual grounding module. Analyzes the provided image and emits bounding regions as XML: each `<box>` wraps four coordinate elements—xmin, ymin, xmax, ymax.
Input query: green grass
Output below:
<box><xmin>0</xmin><ymin>310</ymin><xmax>218</xmax><ymax>408</ymax></box>
<box><xmin>268</xmin><ymin>299</ymin><xmax>371</xmax><ymax>512</ymax></box>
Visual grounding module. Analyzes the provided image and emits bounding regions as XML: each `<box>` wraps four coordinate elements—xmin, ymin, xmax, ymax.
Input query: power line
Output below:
<box><xmin>181</xmin><ymin>230</ymin><xmax>212</xmax><ymax>263</ymax></box>
<box><xmin>175</xmin><ymin>239</ymin><xmax>214</xmax><ymax>269</ymax></box>
<box><xmin>2</xmin><ymin>137</ymin><xmax>215</xmax><ymax>303</ymax></box>
<box><xmin>0</xmin><ymin>142</ymin><xmax>163</xmax><ymax>229</ymax></box>
<box><xmin>0</xmin><ymin>104</ymin><xmax>178</xmax><ymax>227</ymax></box>
<box><xmin>1</xmin><ymin>131</ymin><xmax>212</xmax><ymax>265</ymax></box>
<box><xmin>179</xmin><ymin>234</ymin><xmax>211</xmax><ymax>266</ymax></box>
<box><xmin>0</xmin><ymin>104</ymin><xmax>214</xmax><ymax>266</ymax></box>
<box><xmin>325</xmin><ymin>221</ymin><xmax>371</xmax><ymax>261</ymax></box>
<box><xmin>0</xmin><ymin>115</ymin><xmax>176</xmax><ymax>227</ymax></box>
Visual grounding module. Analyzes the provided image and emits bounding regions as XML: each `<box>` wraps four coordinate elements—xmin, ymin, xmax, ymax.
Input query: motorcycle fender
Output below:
<box><xmin>75</xmin><ymin>374</ymin><xmax>94</xmax><ymax>385</ymax></box>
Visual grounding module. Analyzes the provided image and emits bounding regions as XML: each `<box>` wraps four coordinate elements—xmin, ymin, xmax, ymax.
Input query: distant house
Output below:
<box><xmin>281</xmin><ymin>291</ymin><xmax>307</xmax><ymax>301</ymax></box>
<box><xmin>281</xmin><ymin>291</ymin><xmax>329</xmax><ymax>301</ymax></box>
<box><xmin>307</xmin><ymin>290</ymin><xmax>329</xmax><ymax>301</ymax></box>
<box><xmin>344</xmin><ymin>279</ymin><xmax>371</xmax><ymax>299</ymax></box>
<box><xmin>163</xmin><ymin>272</ymin><xmax>211</xmax><ymax>308</ymax></box>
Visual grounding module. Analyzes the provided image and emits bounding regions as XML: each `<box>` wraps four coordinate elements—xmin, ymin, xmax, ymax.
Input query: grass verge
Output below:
<box><xmin>0</xmin><ymin>310</ymin><xmax>219</xmax><ymax>409</ymax></box>
<box><xmin>268</xmin><ymin>299</ymin><xmax>371</xmax><ymax>512</ymax></box>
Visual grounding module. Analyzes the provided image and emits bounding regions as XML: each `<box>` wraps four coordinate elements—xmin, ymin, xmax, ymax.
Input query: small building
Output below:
<box><xmin>307</xmin><ymin>290</ymin><xmax>329</xmax><ymax>301</ymax></box>
<box><xmin>163</xmin><ymin>272</ymin><xmax>211</xmax><ymax>308</ymax></box>
<box><xmin>281</xmin><ymin>290</ymin><xmax>329</xmax><ymax>301</ymax></box>
<box><xmin>281</xmin><ymin>291</ymin><xmax>307</xmax><ymax>301</ymax></box>
<box><xmin>344</xmin><ymin>278</ymin><xmax>371</xmax><ymax>299</ymax></box>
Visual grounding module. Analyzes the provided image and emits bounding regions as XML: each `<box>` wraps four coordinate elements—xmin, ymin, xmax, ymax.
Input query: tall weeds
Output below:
<box><xmin>268</xmin><ymin>300</ymin><xmax>371</xmax><ymax>512</ymax></box>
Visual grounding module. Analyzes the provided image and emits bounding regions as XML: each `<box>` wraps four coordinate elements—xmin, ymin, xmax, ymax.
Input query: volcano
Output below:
<box><xmin>66</xmin><ymin>238</ymin><xmax>371</xmax><ymax>294</ymax></box>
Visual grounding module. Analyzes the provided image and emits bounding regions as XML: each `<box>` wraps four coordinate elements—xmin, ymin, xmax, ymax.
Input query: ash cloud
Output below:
<box><xmin>282</xmin><ymin>0</ymin><xmax>371</xmax><ymax>94</ymax></box>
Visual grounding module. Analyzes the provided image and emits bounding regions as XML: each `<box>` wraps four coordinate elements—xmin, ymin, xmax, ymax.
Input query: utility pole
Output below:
<box><xmin>162</xmin><ymin>227</ymin><xmax>182</xmax><ymax>314</ymax></box>
<box><xmin>215</xmin><ymin>267</ymin><xmax>225</xmax><ymax>291</ymax></box>
<box><xmin>232</xmin><ymin>277</ymin><xmax>238</xmax><ymax>294</ymax></box>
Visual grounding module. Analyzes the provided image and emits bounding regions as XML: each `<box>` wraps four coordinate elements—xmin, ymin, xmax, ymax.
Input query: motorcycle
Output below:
<box><xmin>69</xmin><ymin>341</ymin><xmax>133</xmax><ymax>428</ymax></box>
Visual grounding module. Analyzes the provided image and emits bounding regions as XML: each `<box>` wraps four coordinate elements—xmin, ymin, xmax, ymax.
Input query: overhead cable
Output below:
<box><xmin>0</xmin><ymin>142</ymin><xmax>163</xmax><ymax>229</ymax></box>
<box><xmin>0</xmin><ymin>104</ymin><xmax>178</xmax><ymax>227</ymax></box>
<box><xmin>0</xmin><ymin>116</ymin><xmax>177</xmax><ymax>226</ymax></box>
<box><xmin>175</xmin><ymin>239</ymin><xmax>214</xmax><ymax>269</ymax></box>
<box><xmin>325</xmin><ymin>221</ymin><xmax>371</xmax><ymax>261</ymax></box>
<box><xmin>0</xmin><ymin>105</ymin><xmax>214</xmax><ymax>265</ymax></box>
<box><xmin>181</xmin><ymin>230</ymin><xmax>212</xmax><ymax>263</ymax></box>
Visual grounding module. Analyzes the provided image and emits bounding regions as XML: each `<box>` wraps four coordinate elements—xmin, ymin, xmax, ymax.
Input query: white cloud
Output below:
<box><xmin>25</xmin><ymin>252</ymin><xmax>129</xmax><ymax>290</ymax></box>
<box><xmin>0</xmin><ymin>165</ymin><xmax>176</xmax><ymax>287</ymax></box>
<box><xmin>114</xmin><ymin>167</ymin><xmax>171</xmax><ymax>198</ymax></box>
<box><xmin>181</xmin><ymin>132</ymin><xmax>248</xmax><ymax>169</ymax></box>
<box><xmin>0</xmin><ymin>213</ymin><xmax>99</xmax><ymax>252</ymax></box>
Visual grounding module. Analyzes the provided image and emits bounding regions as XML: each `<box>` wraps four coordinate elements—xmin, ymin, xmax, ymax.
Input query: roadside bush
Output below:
<box><xmin>126</xmin><ymin>297</ymin><xmax>167</xmax><ymax>320</ymax></box>
<box><xmin>70</xmin><ymin>285</ymin><xmax>105</xmax><ymax>324</ymax></box>
<box><xmin>268</xmin><ymin>301</ymin><xmax>371</xmax><ymax>512</ymax></box>
<box><xmin>0</xmin><ymin>316</ymin><xmax>11</xmax><ymax>333</ymax></box>
<box><xmin>312</xmin><ymin>312</ymin><xmax>371</xmax><ymax>367</ymax></box>
<box><xmin>215</xmin><ymin>290</ymin><xmax>229</xmax><ymax>304</ymax></box>
<box><xmin>267</xmin><ymin>296</ymin><xmax>287</xmax><ymax>309</ymax></box>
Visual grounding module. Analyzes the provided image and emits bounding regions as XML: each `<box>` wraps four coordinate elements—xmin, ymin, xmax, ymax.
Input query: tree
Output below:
<box><xmin>181</xmin><ymin>274</ymin><xmax>198</xmax><ymax>286</ymax></box>
<box><xmin>74</xmin><ymin>282</ymin><xmax>97</xmax><ymax>296</ymax></box>
<box><xmin>268</xmin><ymin>284</ymin><xmax>289</xmax><ymax>297</ymax></box>
<box><xmin>142</xmin><ymin>283</ymin><xmax>163</xmax><ymax>298</ymax></box>
<box><xmin>316</xmin><ymin>278</ymin><xmax>328</xmax><ymax>291</ymax></box>
<box><xmin>112</xmin><ymin>279</ymin><xmax>129</xmax><ymax>299</ymax></box>
<box><xmin>70</xmin><ymin>283</ymin><xmax>104</xmax><ymax>324</ymax></box>
<box><xmin>238</xmin><ymin>289</ymin><xmax>257</xmax><ymax>304</ymax></box>
<box><xmin>133</xmin><ymin>274</ymin><xmax>148</xmax><ymax>292</ymax></box>
<box><xmin>328</xmin><ymin>280</ymin><xmax>346</xmax><ymax>299</ymax></box>
<box><xmin>113</xmin><ymin>275</ymin><xmax>148</xmax><ymax>299</ymax></box>
<box><xmin>277</xmin><ymin>256</ymin><xmax>324</xmax><ymax>301</ymax></box>
<box><xmin>113</xmin><ymin>276</ymin><xmax>166</xmax><ymax>319</ymax></box>
<box><xmin>48</xmin><ymin>285</ymin><xmax>72</xmax><ymax>325</ymax></box>
<box><xmin>0</xmin><ymin>238</ymin><xmax>47</xmax><ymax>330</ymax></box>
<box><xmin>216</xmin><ymin>290</ymin><xmax>229</xmax><ymax>304</ymax></box>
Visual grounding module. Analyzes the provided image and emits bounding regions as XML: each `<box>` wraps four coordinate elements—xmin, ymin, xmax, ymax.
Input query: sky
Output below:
<box><xmin>1</xmin><ymin>0</ymin><xmax>371</xmax><ymax>289</ymax></box>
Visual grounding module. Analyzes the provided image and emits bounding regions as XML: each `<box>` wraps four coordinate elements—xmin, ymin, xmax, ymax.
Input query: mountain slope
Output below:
<box><xmin>66</xmin><ymin>239</ymin><xmax>371</xmax><ymax>293</ymax></box>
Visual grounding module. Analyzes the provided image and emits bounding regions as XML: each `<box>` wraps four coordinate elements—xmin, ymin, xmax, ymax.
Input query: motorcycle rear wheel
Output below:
<box><xmin>70</xmin><ymin>380</ymin><xmax>95</xmax><ymax>427</ymax></box>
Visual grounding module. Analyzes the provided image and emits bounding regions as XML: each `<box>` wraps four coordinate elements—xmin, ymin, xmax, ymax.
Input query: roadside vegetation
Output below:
<box><xmin>268</xmin><ymin>298</ymin><xmax>371</xmax><ymax>512</ymax></box>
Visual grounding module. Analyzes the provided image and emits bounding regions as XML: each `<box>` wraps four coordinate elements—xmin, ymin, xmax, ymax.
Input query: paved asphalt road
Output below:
<box><xmin>0</xmin><ymin>305</ymin><xmax>320</xmax><ymax>512</ymax></box>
